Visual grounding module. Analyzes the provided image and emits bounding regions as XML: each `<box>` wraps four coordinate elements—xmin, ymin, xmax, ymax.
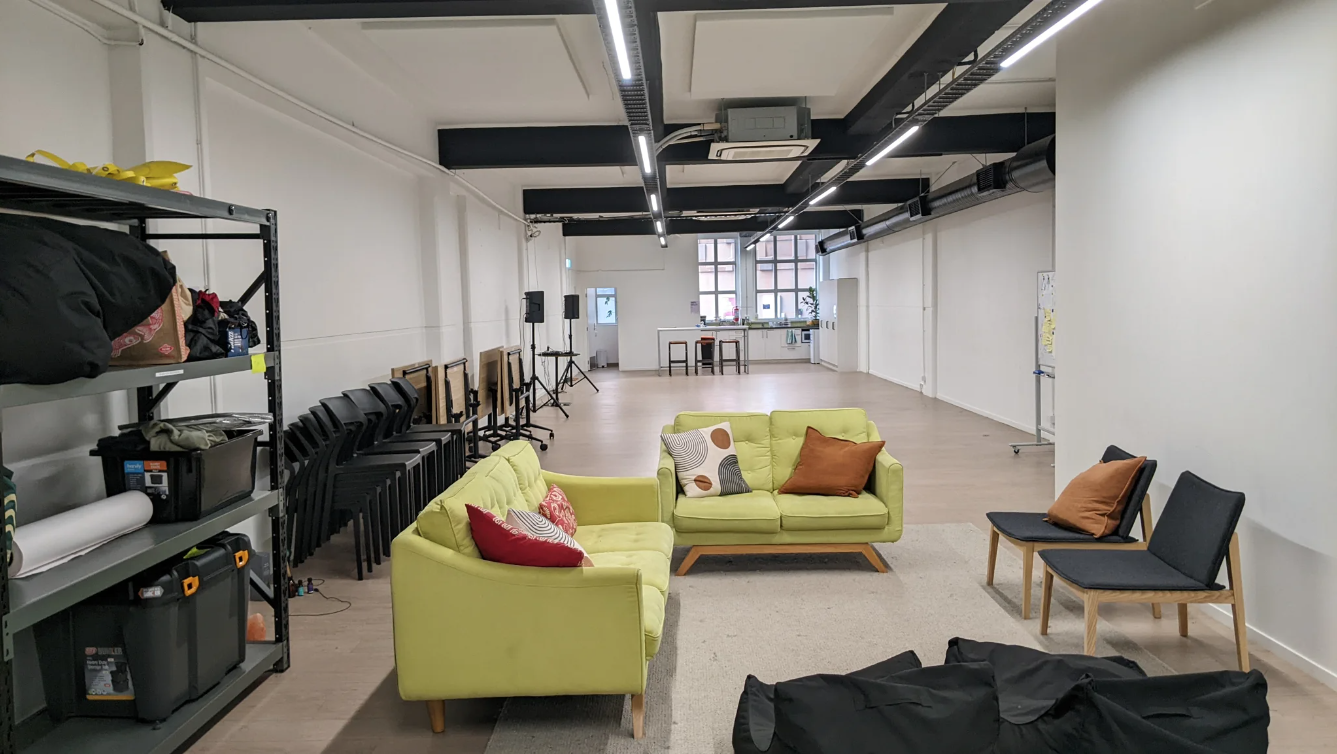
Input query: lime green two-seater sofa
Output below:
<box><xmin>658</xmin><ymin>409</ymin><xmax>904</xmax><ymax>575</ymax></box>
<box><xmin>391</xmin><ymin>441</ymin><xmax>672</xmax><ymax>739</ymax></box>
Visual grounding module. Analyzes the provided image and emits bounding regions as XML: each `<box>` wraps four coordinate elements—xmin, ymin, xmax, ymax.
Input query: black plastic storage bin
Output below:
<box><xmin>93</xmin><ymin>429</ymin><xmax>261</xmax><ymax>523</ymax></box>
<box><xmin>184</xmin><ymin>533</ymin><xmax>252</xmax><ymax>697</ymax></box>
<box><xmin>33</xmin><ymin>532</ymin><xmax>253</xmax><ymax>723</ymax></box>
<box><xmin>35</xmin><ymin>562</ymin><xmax>193</xmax><ymax>722</ymax></box>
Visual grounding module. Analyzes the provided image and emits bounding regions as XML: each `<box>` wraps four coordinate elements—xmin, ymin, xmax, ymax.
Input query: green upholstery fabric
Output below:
<box><xmin>416</xmin><ymin>456</ymin><xmax>521</xmax><ymax>557</ymax></box>
<box><xmin>395</xmin><ymin>443</ymin><xmax>670</xmax><ymax>704</ymax></box>
<box><xmin>673</xmin><ymin>491</ymin><xmax>781</xmax><ymax>534</ymax></box>
<box><xmin>774</xmin><ymin>491</ymin><xmax>888</xmax><ymax>531</ymax></box>
<box><xmin>641</xmin><ymin>585</ymin><xmax>665</xmax><ymax>657</ymax></box>
<box><xmin>658</xmin><ymin>411</ymin><xmax>904</xmax><ymax>550</ymax></box>
<box><xmin>492</xmin><ymin>441</ymin><xmax>546</xmax><ymax>512</ymax></box>
<box><xmin>589</xmin><ymin>550</ymin><xmax>671</xmax><ymax>597</ymax></box>
<box><xmin>575</xmin><ymin>521</ymin><xmax>675</xmax><ymax>557</ymax></box>
<box><xmin>673</xmin><ymin>412</ymin><xmax>773</xmax><ymax>491</ymax></box>
<box><xmin>770</xmin><ymin>408</ymin><xmax>870</xmax><ymax>491</ymax></box>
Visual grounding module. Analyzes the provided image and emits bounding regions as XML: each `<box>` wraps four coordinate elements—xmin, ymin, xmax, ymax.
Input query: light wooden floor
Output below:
<box><xmin>189</xmin><ymin>363</ymin><xmax>1337</xmax><ymax>753</ymax></box>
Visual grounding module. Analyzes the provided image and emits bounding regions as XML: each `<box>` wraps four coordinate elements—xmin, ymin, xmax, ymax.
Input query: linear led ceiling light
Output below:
<box><xmin>649</xmin><ymin>192</ymin><xmax>659</xmax><ymax>212</ymax></box>
<box><xmin>655</xmin><ymin>220</ymin><xmax>663</xmax><ymax>233</ymax></box>
<box><xmin>866</xmin><ymin>125</ymin><xmax>921</xmax><ymax>166</ymax></box>
<box><xmin>637</xmin><ymin>134</ymin><xmax>654</xmax><ymax>174</ymax></box>
<box><xmin>809</xmin><ymin>185</ymin><xmax>837</xmax><ymax>206</ymax></box>
<box><xmin>603</xmin><ymin>0</ymin><xmax>632</xmax><ymax>80</ymax></box>
<box><xmin>659</xmin><ymin>236</ymin><xmax>668</xmax><ymax>247</ymax></box>
<box><xmin>1002</xmin><ymin>0</ymin><xmax>1105</xmax><ymax>68</ymax></box>
<box><xmin>778</xmin><ymin>216</ymin><xmax>795</xmax><ymax>229</ymax></box>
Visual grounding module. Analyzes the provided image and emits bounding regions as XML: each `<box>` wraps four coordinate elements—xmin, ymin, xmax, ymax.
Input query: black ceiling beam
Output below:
<box><xmin>525</xmin><ymin>178</ymin><xmax>926</xmax><ymax>215</ymax></box>
<box><xmin>783</xmin><ymin>159</ymin><xmax>843</xmax><ymax>195</ymax></box>
<box><xmin>166</xmin><ymin>0</ymin><xmax>1016</xmax><ymax>22</ymax></box>
<box><xmin>843</xmin><ymin>1</ymin><xmax>1033</xmax><ymax>136</ymax></box>
<box><xmin>561</xmin><ymin>210</ymin><xmax>862</xmax><ymax>236</ymax></box>
<box><xmin>440</xmin><ymin>113</ymin><xmax>1054</xmax><ymax>169</ymax></box>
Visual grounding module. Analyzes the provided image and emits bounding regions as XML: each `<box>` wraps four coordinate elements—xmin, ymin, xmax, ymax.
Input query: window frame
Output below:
<box><xmin>594</xmin><ymin>288</ymin><xmax>617</xmax><ymax>325</ymax></box>
<box><xmin>754</xmin><ymin>231</ymin><xmax>818</xmax><ymax>321</ymax></box>
<box><xmin>697</xmin><ymin>236</ymin><xmax>739</xmax><ymax>322</ymax></box>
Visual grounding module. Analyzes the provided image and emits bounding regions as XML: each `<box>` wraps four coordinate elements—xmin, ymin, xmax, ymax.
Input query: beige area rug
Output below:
<box><xmin>483</xmin><ymin>523</ymin><xmax>1173</xmax><ymax>754</ymax></box>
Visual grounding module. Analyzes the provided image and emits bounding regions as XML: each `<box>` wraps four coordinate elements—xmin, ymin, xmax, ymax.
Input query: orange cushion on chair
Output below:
<box><xmin>1045</xmin><ymin>456</ymin><xmax>1146</xmax><ymax>538</ymax></box>
<box><xmin>777</xmin><ymin>426</ymin><xmax>886</xmax><ymax>498</ymax></box>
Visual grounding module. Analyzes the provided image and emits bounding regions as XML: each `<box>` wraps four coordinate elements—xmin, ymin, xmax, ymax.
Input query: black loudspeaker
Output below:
<box><xmin>524</xmin><ymin>291</ymin><xmax>545</xmax><ymax>324</ymax></box>
<box><xmin>563</xmin><ymin>294</ymin><xmax>580</xmax><ymax>320</ymax></box>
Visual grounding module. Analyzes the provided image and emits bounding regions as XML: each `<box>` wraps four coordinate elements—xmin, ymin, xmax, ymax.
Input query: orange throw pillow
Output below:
<box><xmin>1045</xmin><ymin>456</ymin><xmax>1146</xmax><ymax>537</ymax></box>
<box><xmin>778</xmin><ymin>426</ymin><xmax>886</xmax><ymax>498</ymax></box>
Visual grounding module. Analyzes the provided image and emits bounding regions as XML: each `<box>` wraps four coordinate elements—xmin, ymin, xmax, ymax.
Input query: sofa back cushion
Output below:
<box><xmin>770</xmin><ymin>409</ymin><xmax>870</xmax><ymax>490</ymax></box>
<box><xmin>416</xmin><ymin>456</ymin><xmax>524</xmax><ymax>557</ymax></box>
<box><xmin>491</xmin><ymin>441</ymin><xmax>547</xmax><ymax>512</ymax></box>
<box><xmin>674</xmin><ymin>412</ymin><xmax>773</xmax><ymax>491</ymax></box>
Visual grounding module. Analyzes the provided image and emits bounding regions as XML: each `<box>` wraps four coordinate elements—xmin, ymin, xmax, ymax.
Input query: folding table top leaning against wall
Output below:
<box><xmin>0</xmin><ymin>155</ymin><xmax>289</xmax><ymax>754</ymax></box>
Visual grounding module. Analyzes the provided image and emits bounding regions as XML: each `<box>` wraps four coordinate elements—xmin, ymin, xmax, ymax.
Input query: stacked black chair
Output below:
<box><xmin>343</xmin><ymin>387</ymin><xmax>445</xmax><ymax>499</ymax></box>
<box><xmin>381</xmin><ymin>378</ymin><xmax>471</xmax><ymax>474</ymax></box>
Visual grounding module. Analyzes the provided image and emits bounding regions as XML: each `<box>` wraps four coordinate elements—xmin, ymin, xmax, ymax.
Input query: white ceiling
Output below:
<box><xmin>226</xmin><ymin>3</ymin><xmax>1053</xmax><ymax>191</ymax></box>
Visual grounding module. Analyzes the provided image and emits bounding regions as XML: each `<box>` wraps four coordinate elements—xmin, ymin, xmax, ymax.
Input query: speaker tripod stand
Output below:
<box><xmin>527</xmin><ymin>322</ymin><xmax>568</xmax><ymax>421</ymax></box>
<box><xmin>557</xmin><ymin>317</ymin><xmax>599</xmax><ymax>394</ymax></box>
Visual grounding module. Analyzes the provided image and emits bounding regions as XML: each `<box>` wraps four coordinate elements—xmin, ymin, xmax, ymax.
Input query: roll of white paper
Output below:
<box><xmin>10</xmin><ymin>491</ymin><xmax>154</xmax><ymax>578</ymax></box>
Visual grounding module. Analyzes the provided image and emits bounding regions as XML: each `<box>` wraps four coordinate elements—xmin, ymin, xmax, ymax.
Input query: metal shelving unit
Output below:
<box><xmin>0</xmin><ymin>154</ymin><xmax>289</xmax><ymax>754</ymax></box>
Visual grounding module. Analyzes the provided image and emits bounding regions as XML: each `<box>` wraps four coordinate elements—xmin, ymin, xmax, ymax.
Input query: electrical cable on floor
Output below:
<box><xmin>290</xmin><ymin>578</ymin><xmax>352</xmax><ymax>617</ymax></box>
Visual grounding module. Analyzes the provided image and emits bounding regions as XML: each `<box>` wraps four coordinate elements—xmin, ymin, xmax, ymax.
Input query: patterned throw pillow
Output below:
<box><xmin>465</xmin><ymin>504</ymin><xmax>585</xmax><ymax>567</ymax></box>
<box><xmin>539</xmin><ymin>484</ymin><xmax>578</xmax><ymax>536</ymax></box>
<box><xmin>661</xmin><ymin>421</ymin><xmax>751</xmax><ymax>498</ymax></box>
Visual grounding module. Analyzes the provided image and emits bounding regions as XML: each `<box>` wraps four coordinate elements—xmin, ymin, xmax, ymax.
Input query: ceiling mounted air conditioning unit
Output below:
<box><xmin>710</xmin><ymin>105</ymin><xmax>818</xmax><ymax>162</ymax></box>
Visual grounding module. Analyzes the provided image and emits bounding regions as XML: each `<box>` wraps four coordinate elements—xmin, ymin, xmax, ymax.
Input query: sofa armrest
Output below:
<box><xmin>542</xmin><ymin>470</ymin><xmax>660</xmax><ymax>525</ymax></box>
<box><xmin>392</xmin><ymin>529</ymin><xmax>647</xmax><ymax>701</ymax></box>
<box><xmin>867</xmin><ymin>420</ymin><xmax>904</xmax><ymax>513</ymax></box>
<box><xmin>657</xmin><ymin>424</ymin><xmax>677</xmax><ymax>526</ymax></box>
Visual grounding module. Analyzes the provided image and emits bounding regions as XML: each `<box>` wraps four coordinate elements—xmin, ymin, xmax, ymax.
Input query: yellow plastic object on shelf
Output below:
<box><xmin>25</xmin><ymin>150</ymin><xmax>191</xmax><ymax>191</ymax></box>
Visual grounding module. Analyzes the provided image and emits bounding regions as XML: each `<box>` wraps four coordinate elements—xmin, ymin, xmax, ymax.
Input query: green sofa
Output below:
<box><xmin>392</xmin><ymin>441</ymin><xmax>671</xmax><ymax>739</ymax></box>
<box><xmin>657</xmin><ymin>409</ymin><xmax>904</xmax><ymax>574</ymax></box>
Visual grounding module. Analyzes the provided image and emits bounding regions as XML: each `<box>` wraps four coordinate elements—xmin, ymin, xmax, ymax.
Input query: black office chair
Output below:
<box><xmin>986</xmin><ymin>446</ymin><xmax>1159</xmax><ymax>619</ymax></box>
<box><xmin>344</xmin><ymin>387</ymin><xmax>445</xmax><ymax>500</ymax></box>
<box><xmin>318</xmin><ymin>396</ymin><xmax>426</xmax><ymax>558</ymax></box>
<box><xmin>379</xmin><ymin>379</ymin><xmax>471</xmax><ymax>478</ymax></box>
<box><xmin>1040</xmin><ymin>471</ymin><xmax>1250</xmax><ymax>670</ymax></box>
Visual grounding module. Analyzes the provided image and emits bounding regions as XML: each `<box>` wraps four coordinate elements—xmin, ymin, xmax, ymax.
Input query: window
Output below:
<box><xmin>698</xmin><ymin>237</ymin><xmax>738</xmax><ymax>321</ymax></box>
<box><xmin>755</xmin><ymin>232</ymin><xmax>817</xmax><ymax>320</ymax></box>
<box><xmin>595</xmin><ymin>288</ymin><xmax>617</xmax><ymax>324</ymax></box>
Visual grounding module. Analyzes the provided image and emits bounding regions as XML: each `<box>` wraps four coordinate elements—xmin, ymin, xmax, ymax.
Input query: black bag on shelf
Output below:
<box><xmin>0</xmin><ymin>215</ymin><xmax>176</xmax><ymax>384</ymax></box>
<box><xmin>184</xmin><ymin>289</ymin><xmax>260</xmax><ymax>362</ymax></box>
<box><xmin>0</xmin><ymin>218</ymin><xmax>111</xmax><ymax>384</ymax></box>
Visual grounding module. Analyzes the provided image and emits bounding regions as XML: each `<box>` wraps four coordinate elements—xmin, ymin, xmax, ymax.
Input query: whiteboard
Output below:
<box><xmin>1037</xmin><ymin>271</ymin><xmax>1056</xmax><ymax>369</ymax></box>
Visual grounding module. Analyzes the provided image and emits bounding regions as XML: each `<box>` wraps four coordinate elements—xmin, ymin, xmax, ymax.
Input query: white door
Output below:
<box><xmin>586</xmin><ymin>287</ymin><xmax>619</xmax><ymax>366</ymax></box>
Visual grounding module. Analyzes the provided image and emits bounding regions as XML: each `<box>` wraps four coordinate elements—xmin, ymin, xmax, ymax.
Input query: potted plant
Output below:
<box><xmin>801</xmin><ymin>286</ymin><xmax>819</xmax><ymax>325</ymax></box>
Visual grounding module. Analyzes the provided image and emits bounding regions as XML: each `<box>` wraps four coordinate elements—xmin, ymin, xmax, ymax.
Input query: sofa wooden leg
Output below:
<box><xmin>427</xmin><ymin>700</ymin><xmax>446</xmax><ymax>734</ymax></box>
<box><xmin>631</xmin><ymin>693</ymin><xmax>645</xmax><ymax>739</ymax></box>
<box><xmin>860</xmin><ymin>544</ymin><xmax>889</xmax><ymax>573</ymax></box>
<box><xmin>675</xmin><ymin>547</ymin><xmax>702</xmax><ymax>576</ymax></box>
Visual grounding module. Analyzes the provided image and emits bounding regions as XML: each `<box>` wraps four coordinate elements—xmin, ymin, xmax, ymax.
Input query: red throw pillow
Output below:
<box><xmin>466</xmin><ymin>504</ymin><xmax>585</xmax><ymax>567</ymax></box>
<box><xmin>539</xmin><ymin>484</ymin><xmax>578</xmax><ymax>536</ymax></box>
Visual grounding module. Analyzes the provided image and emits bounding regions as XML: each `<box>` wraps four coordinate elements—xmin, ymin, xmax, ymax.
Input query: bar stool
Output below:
<box><xmin>718</xmin><ymin>339</ymin><xmax>742</xmax><ymax>374</ymax></box>
<box><xmin>667</xmin><ymin>341</ymin><xmax>689</xmax><ymax>376</ymax></box>
<box><xmin>694</xmin><ymin>337</ymin><xmax>716</xmax><ymax>375</ymax></box>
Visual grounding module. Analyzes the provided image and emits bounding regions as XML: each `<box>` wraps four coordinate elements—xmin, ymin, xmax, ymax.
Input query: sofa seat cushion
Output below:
<box><xmin>642</xmin><ymin>585</ymin><xmax>665</xmax><ymax>659</ymax></box>
<box><xmin>575</xmin><ymin>521</ymin><xmax>674</xmax><ymax>558</ymax></box>
<box><xmin>774</xmin><ymin>491</ymin><xmax>889</xmax><ymax>531</ymax></box>
<box><xmin>588</xmin><ymin>550</ymin><xmax>671</xmax><ymax>597</ymax></box>
<box><xmin>674</xmin><ymin>491</ymin><xmax>781</xmax><ymax>534</ymax></box>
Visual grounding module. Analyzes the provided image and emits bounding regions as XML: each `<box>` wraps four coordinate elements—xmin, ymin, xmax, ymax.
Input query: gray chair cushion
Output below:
<box><xmin>1040</xmin><ymin>549</ymin><xmax>1218</xmax><ymax>591</ymax></box>
<box><xmin>1147</xmin><ymin>472</ymin><xmax>1245</xmax><ymax>586</ymax></box>
<box><xmin>987</xmin><ymin>512</ymin><xmax>1137</xmax><ymax>544</ymax></box>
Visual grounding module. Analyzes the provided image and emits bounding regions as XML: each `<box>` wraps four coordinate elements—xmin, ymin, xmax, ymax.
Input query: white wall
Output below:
<box><xmin>1056</xmin><ymin>0</ymin><xmax>1337</xmax><ymax>687</ymax></box>
<box><xmin>849</xmin><ymin>189</ymin><xmax>1055</xmax><ymax>431</ymax></box>
<box><xmin>936</xmin><ymin>191</ymin><xmax>1054</xmax><ymax>431</ymax></box>
<box><xmin>569</xmin><ymin>235</ymin><xmax>698</xmax><ymax>371</ymax></box>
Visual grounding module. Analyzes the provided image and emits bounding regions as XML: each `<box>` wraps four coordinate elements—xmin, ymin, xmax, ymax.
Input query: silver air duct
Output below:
<box><xmin>819</xmin><ymin>135</ymin><xmax>1055</xmax><ymax>254</ymax></box>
